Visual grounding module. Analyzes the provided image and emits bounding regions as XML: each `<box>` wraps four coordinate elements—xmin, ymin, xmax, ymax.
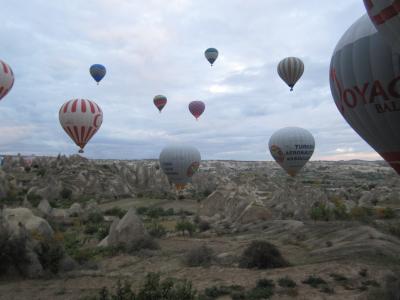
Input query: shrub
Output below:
<box><xmin>34</xmin><ymin>238</ymin><xmax>64</xmax><ymax>274</ymax></box>
<box><xmin>359</xmin><ymin>268</ymin><xmax>368</xmax><ymax>277</ymax></box>
<box><xmin>127</xmin><ymin>236</ymin><xmax>159</xmax><ymax>253</ymax></box>
<box><xmin>175</xmin><ymin>219</ymin><xmax>196</xmax><ymax>236</ymax></box>
<box><xmin>60</xmin><ymin>188</ymin><xmax>72</xmax><ymax>200</ymax></box>
<box><xmin>330</xmin><ymin>273</ymin><xmax>348</xmax><ymax>282</ymax></box>
<box><xmin>136</xmin><ymin>272</ymin><xmax>197</xmax><ymax>300</ymax></box>
<box><xmin>239</xmin><ymin>240</ymin><xmax>289</xmax><ymax>269</ymax></box>
<box><xmin>0</xmin><ymin>222</ymin><xmax>31</xmax><ymax>276</ymax></box>
<box><xmin>198</xmin><ymin>220</ymin><xmax>211</xmax><ymax>232</ymax></box>
<box><xmin>136</xmin><ymin>206</ymin><xmax>148</xmax><ymax>215</ymax></box>
<box><xmin>246</xmin><ymin>282</ymin><xmax>274</xmax><ymax>299</ymax></box>
<box><xmin>26</xmin><ymin>192</ymin><xmax>42</xmax><ymax>206</ymax></box>
<box><xmin>86</xmin><ymin>211</ymin><xmax>104</xmax><ymax>224</ymax></box>
<box><xmin>310</xmin><ymin>202</ymin><xmax>332</xmax><ymax>221</ymax></box>
<box><xmin>350</xmin><ymin>206</ymin><xmax>374</xmax><ymax>222</ymax></box>
<box><xmin>204</xmin><ymin>285</ymin><xmax>231</xmax><ymax>298</ymax></box>
<box><xmin>302</xmin><ymin>275</ymin><xmax>326</xmax><ymax>288</ymax></box>
<box><xmin>256</xmin><ymin>279</ymin><xmax>275</xmax><ymax>289</ymax></box>
<box><xmin>148</xmin><ymin>222</ymin><xmax>167</xmax><ymax>238</ymax></box>
<box><xmin>320</xmin><ymin>285</ymin><xmax>334</xmax><ymax>294</ymax></box>
<box><xmin>376</xmin><ymin>207</ymin><xmax>396</xmax><ymax>219</ymax></box>
<box><xmin>37</xmin><ymin>168</ymin><xmax>46</xmax><ymax>177</ymax></box>
<box><xmin>104</xmin><ymin>207</ymin><xmax>127</xmax><ymax>218</ymax></box>
<box><xmin>278</xmin><ymin>276</ymin><xmax>297</xmax><ymax>288</ymax></box>
<box><xmin>185</xmin><ymin>244</ymin><xmax>214</xmax><ymax>267</ymax></box>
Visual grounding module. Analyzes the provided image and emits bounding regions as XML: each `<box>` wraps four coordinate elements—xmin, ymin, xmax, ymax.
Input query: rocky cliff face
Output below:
<box><xmin>1</xmin><ymin>155</ymin><xmax>399</xmax><ymax>224</ymax></box>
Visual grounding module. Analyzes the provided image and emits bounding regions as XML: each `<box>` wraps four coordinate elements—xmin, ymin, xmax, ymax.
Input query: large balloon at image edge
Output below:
<box><xmin>159</xmin><ymin>145</ymin><xmax>201</xmax><ymax>190</ymax></box>
<box><xmin>277</xmin><ymin>57</ymin><xmax>304</xmax><ymax>91</ymax></box>
<box><xmin>0</xmin><ymin>60</ymin><xmax>14</xmax><ymax>101</ymax></box>
<box><xmin>205</xmin><ymin>48</ymin><xmax>218</xmax><ymax>66</ymax></box>
<box><xmin>189</xmin><ymin>101</ymin><xmax>205</xmax><ymax>120</ymax></box>
<box><xmin>330</xmin><ymin>14</ymin><xmax>400</xmax><ymax>175</ymax></box>
<box><xmin>363</xmin><ymin>0</ymin><xmax>400</xmax><ymax>52</ymax></box>
<box><xmin>89</xmin><ymin>64</ymin><xmax>106</xmax><ymax>84</ymax></box>
<box><xmin>268</xmin><ymin>127</ymin><xmax>315</xmax><ymax>177</ymax></box>
<box><xmin>153</xmin><ymin>95</ymin><xmax>167</xmax><ymax>112</ymax></box>
<box><xmin>59</xmin><ymin>99</ymin><xmax>103</xmax><ymax>153</ymax></box>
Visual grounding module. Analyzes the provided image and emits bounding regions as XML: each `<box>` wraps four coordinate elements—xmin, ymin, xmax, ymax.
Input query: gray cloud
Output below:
<box><xmin>0</xmin><ymin>0</ymin><xmax>374</xmax><ymax>160</ymax></box>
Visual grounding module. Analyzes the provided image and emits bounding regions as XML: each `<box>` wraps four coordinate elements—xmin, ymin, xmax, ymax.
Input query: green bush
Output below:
<box><xmin>310</xmin><ymin>202</ymin><xmax>332</xmax><ymax>221</ymax></box>
<box><xmin>0</xmin><ymin>222</ymin><xmax>31</xmax><ymax>276</ymax></box>
<box><xmin>175</xmin><ymin>219</ymin><xmax>196</xmax><ymax>236</ymax></box>
<box><xmin>148</xmin><ymin>222</ymin><xmax>167</xmax><ymax>238</ymax></box>
<box><xmin>302</xmin><ymin>275</ymin><xmax>326</xmax><ymax>288</ymax></box>
<box><xmin>104</xmin><ymin>207</ymin><xmax>127</xmax><ymax>218</ymax></box>
<box><xmin>185</xmin><ymin>245</ymin><xmax>214</xmax><ymax>267</ymax></box>
<box><xmin>278</xmin><ymin>276</ymin><xmax>297</xmax><ymax>288</ymax></box>
<box><xmin>198</xmin><ymin>220</ymin><xmax>211</xmax><ymax>232</ymax></box>
<box><xmin>37</xmin><ymin>168</ymin><xmax>46</xmax><ymax>177</ymax></box>
<box><xmin>86</xmin><ymin>211</ymin><xmax>104</xmax><ymax>224</ymax></box>
<box><xmin>26</xmin><ymin>192</ymin><xmax>42</xmax><ymax>206</ymax></box>
<box><xmin>34</xmin><ymin>238</ymin><xmax>64</xmax><ymax>274</ymax></box>
<box><xmin>239</xmin><ymin>240</ymin><xmax>289</xmax><ymax>269</ymax></box>
<box><xmin>136</xmin><ymin>206</ymin><xmax>148</xmax><ymax>215</ymax></box>
<box><xmin>127</xmin><ymin>236</ymin><xmax>159</xmax><ymax>253</ymax></box>
<box><xmin>60</xmin><ymin>188</ymin><xmax>72</xmax><ymax>200</ymax></box>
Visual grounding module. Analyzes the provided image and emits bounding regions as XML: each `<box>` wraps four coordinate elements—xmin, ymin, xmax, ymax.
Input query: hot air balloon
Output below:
<box><xmin>205</xmin><ymin>48</ymin><xmax>219</xmax><ymax>66</ymax></box>
<box><xmin>330</xmin><ymin>14</ymin><xmax>400</xmax><ymax>175</ymax></box>
<box><xmin>277</xmin><ymin>57</ymin><xmax>304</xmax><ymax>91</ymax></box>
<box><xmin>0</xmin><ymin>60</ymin><xmax>14</xmax><ymax>101</ymax></box>
<box><xmin>189</xmin><ymin>101</ymin><xmax>205</xmax><ymax>120</ymax></box>
<box><xmin>90</xmin><ymin>64</ymin><xmax>106</xmax><ymax>84</ymax></box>
<box><xmin>268</xmin><ymin>127</ymin><xmax>315</xmax><ymax>177</ymax></box>
<box><xmin>59</xmin><ymin>99</ymin><xmax>103</xmax><ymax>153</ymax></box>
<box><xmin>363</xmin><ymin>0</ymin><xmax>400</xmax><ymax>52</ymax></box>
<box><xmin>159</xmin><ymin>144</ymin><xmax>201</xmax><ymax>190</ymax></box>
<box><xmin>153</xmin><ymin>95</ymin><xmax>167</xmax><ymax>113</ymax></box>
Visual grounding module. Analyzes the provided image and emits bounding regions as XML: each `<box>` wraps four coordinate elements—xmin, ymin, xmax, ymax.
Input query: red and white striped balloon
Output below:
<box><xmin>59</xmin><ymin>99</ymin><xmax>103</xmax><ymax>153</ymax></box>
<box><xmin>0</xmin><ymin>60</ymin><xmax>14</xmax><ymax>101</ymax></box>
<box><xmin>188</xmin><ymin>100</ymin><xmax>205</xmax><ymax>120</ymax></box>
<box><xmin>363</xmin><ymin>0</ymin><xmax>400</xmax><ymax>52</ymax></box>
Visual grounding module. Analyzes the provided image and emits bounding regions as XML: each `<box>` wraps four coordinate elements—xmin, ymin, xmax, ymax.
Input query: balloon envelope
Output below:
<box><xmin>330</xmin><ymin>14</ymin><xmax>400</xmax><ymax>174</ymax></box>
<box><xmin>153</xmin><ymin>95</ymin><xmax>167</xmax><ymax>112</ymax></box>
<box><xmin>90</xmin><ymin>64</ymin><xmax>106</xmax><ymax>84</ymax></box>
<box><xmin>205</xmin><ymin>48</ymin><xmax>219</xmax><ymax>66</ymax></box>
<box><xmin>159</xmin><ymin>144</ymin><xmax>201</xmax><ymax>190</ymax></box>
<box><xmin>277</xmin><ymin>57</ymin><xmax>304</xmax><ymax>91</ymax></box>
<box><xmin>59</xmin><ymin>99</ymin><xmax>103</xmax><ymax>153</ymax></box>
<box><xmin>0</xmin><ymin>60</ymin><xmax>14</xmax><ymax>101</ymax></box>
<box><xmin>268</xmin><ymin>127</ymin><xmax>315</xmax><ymax>177</ymax></box>
<box><xmin>363</xmin><ymin>0</ymin><xmax>400</xmax><ymax>52</ymax></box>
<box><xmin>189</xmin><ymin>101</ymin><xmax>205</xmax><ymax>120</ymax></box>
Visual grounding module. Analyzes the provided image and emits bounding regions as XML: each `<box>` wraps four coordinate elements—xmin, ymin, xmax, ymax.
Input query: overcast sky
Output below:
<box><xmin>0</xmin><ymin>0</ymin><xmax>379</xmax><ymax>161</ymax></box>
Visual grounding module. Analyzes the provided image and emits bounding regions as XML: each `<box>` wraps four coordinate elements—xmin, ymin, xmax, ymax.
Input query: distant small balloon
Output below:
<box><xmin>205</xmin><ymin>48</ymin><xmax>219</xmax><ymax>66</ymax></box>
<box><xmin>268</xmin><ymin>127</ymin><xmax>315</xmax><ymax>177</ymax></box>
<box><xmin>277</xmin><ymin>57</ymin><xmax>304</xmax><ymax>91</ymax></box>
<box><xmin>0</xmin><ymin>60</ymin><xmax>14</xmax><ymax>101</ymax></box>
<box><xmin>153</xmin><ymin>95</ymin><xmax>167</xmax><ymax>113</ymax></box>
<box><xmin>90</xmin><ymin>64</ymin><xmax>106</xmax><ymax>84</ymax></box>
<box><xmin>189</xmin><ymin>101</ymin><xmax>205</xmax><ymax>120</ymax></box>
